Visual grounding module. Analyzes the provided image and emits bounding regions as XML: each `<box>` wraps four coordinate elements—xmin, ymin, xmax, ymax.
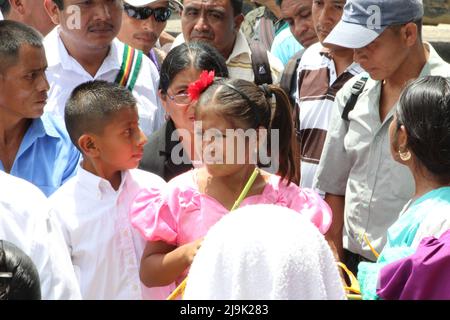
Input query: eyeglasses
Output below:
<box><xmin>166</xmin><ymin>92</ymin><xmax>192</xmax><ymax>106</ymax></box>
<box><xmin>124</xmin><ymin>3</ymin><xmax>172</xmax><ymax>22</ymax></box>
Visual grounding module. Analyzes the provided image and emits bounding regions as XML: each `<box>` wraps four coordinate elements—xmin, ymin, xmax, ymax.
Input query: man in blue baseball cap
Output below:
<box><xmin>313</xmin><ymin>0</ymin><xmax>450</xmax><ymax>275</ymax></box>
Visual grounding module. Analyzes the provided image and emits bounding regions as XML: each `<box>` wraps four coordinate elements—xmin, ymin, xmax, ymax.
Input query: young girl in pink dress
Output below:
<box><xmin>130</xmin><ymin>73</ymin><xmax>332</xmax><ymax>289</ymax></box>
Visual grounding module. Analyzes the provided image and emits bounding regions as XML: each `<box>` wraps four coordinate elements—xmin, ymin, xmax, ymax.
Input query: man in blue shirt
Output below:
<box><xmin>0</xmin><ymin>20</ymin><xmax>79</xmax><ymax>196</ymax></box>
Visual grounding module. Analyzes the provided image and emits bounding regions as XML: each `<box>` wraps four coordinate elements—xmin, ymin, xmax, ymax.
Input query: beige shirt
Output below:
<box><xmin>171</xmin><ymin>31</ymin><xmax>284</xmax><ymax>84</ymax></box>
<box><xmin>314</xmin><ymin>43</ymin><xmax>450</xmax><ymax>260</ymax></box>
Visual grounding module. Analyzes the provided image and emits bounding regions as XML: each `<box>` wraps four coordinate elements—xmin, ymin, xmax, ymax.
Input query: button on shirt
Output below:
<box><xmin>295</xmin><ymin>43</ymin><xmax>363</xmax><ymax>192</ymax></box>
<box><xmin>43</xmin><ymin>28</ymin><xmax>164</xmax><ymax>137</ymax></box>
<box><xmin>171</xmin><ymin>31</ymin><xmax>284</xmax><ymax>83</ymax></box>
<box><xmin>0</xmin><ymin>113</ymin><xmax>80</xmax><ymax>197</ymax></box>
<box><xmin>314</xmin><ymin>43</ymin><xmax>450</xmax><ymax>260</ymax></box>
<box><xmin>0</xmin><ymin>171</ymin><xmax>82</xmax><ymax>300</ymax></box>
<box><xmin>49</xmin><ymin>166</ymin><xmax>172</xmax><ymax>300</ymax></box>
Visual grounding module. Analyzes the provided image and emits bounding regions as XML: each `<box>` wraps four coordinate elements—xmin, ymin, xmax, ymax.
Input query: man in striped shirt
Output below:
<box><xmin>295</xmin><ymin>0</ymin><xmax>363</xmax><ymax>191</ymax></box>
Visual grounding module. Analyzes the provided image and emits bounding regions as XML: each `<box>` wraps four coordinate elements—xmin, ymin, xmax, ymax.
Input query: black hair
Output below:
<box><xmin>197</xmin><ymin>78</ymin><xmax>299</xmax><ymax>184</ymax></box>
<box><xmin>0</xmin><ymin>0</ymin><xmax>11</xmax><ymax>17</ymax></box>
<box><xmin>0</xmin><ymin>20</ymin><xmax>43</xmax><ymax>74</ymax></box>
<box><xmin>230</xmin><ymin>0</ymin><xmax>243</xmax><ymax>15</ymax></box>
<box><xmin>52</xmin><ymin>0</ymin><xmax>64</xmax><ymax>10</ymax></box>
<box><xmin>275</xmin><ymin>0</ymin><xmax>283</xmax><ymax>6</ymax></box>
<box><xmin>396</xmin><ymin>75</ymin><xmax>450</xmax><ymax>184</ymax></box>
<box><xmin>159</xmin><ymin>41</ymin><xmax>229</xmax><ymax>93</ymax></box>
<box><xmin>64</xmin><ymin>80</ymin><xmax>137</xmax><ymax>152</ymax></box>
<box><xmin>0</xmin><ymin>240</ymin><xmax>41</xmax><ymax>300</ymax></box>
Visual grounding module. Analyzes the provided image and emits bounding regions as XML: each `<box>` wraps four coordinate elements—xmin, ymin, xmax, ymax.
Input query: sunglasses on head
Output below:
<box><xmin>124</xmin><ymin>3</ymin><xmax>172</xmax><ymax>22</ymax></box>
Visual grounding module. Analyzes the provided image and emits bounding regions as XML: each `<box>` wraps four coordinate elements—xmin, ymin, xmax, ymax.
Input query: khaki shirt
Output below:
<box><xmin>171</xmin><ymin>31</ymin><xmax>284</xmax><ymax>84</ymax></box>
<box><xmin>314</xmin><ymin>43</ymin><xmax>450</xmax><ymax>260</ymax></box>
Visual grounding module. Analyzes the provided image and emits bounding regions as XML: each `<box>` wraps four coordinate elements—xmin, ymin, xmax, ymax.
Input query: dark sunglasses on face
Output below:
<box><xmin>124</xmin><ymin>3</ymin><xmax>172</xmax><ymax>22</ymax></box>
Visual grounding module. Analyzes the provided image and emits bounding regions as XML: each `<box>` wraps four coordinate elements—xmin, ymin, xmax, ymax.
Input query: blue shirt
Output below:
<box><xmin>0</xmin><ymin>113</ymin><xmax>80</xmax><ymax>197</ymax></box>
<box><xmin>270</xmin><ymin>27</ymin><xmax>304</xmax><ymax>66</ymax></box>
<box><xmin>357</xmin><ymin>187</ymin><xmax>450</xmax><ymax>299</ymax></box>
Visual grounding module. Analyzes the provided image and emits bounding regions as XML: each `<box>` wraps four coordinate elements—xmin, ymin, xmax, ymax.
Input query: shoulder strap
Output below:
<box><xmin>114</xmin><ymin>44</ymin><xmax>143</xmax><ymax>91</ymax></box>
<box><xmin>341</xmin><ymin>76</ymin><xmax>368</xmax><ymax>121</ymax></box>
<box><xmin>249</xmin><ymin>40</ymin><xmax>273</xmax><ymax>85</ymax></box>
<box><xmin>258</xmin><ymin>16</ymin><xmax>275</xmax><ymax>52</ymax></box>
<box><xmin>279</xmin><ymin>50</ymin><xmax>304</xmax><ymax>144</ymax></box>
<box><xmin>279</xmin><ymin>49</ymin><xmax>304</xmax><ymax>104</ymax></box>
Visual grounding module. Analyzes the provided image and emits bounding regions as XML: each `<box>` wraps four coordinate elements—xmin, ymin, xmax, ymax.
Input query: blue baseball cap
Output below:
<box><xmin>324</xmin><ymin>0</ymin><xmax>424</xmax><ymax>49</ymax></box>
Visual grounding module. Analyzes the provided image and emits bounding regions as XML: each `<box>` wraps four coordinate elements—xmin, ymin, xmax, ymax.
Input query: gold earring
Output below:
<box><xmin>399</xmin><ymin>149</ymin><xmax>411</xmax><ymax>161</ymax></box>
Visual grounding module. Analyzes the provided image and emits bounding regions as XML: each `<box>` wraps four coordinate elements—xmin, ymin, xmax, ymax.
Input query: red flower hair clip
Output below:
<box><xmin>187</xmin><ymin>70</ymin><xmax>215</xmax><ymax>102</ymax></box>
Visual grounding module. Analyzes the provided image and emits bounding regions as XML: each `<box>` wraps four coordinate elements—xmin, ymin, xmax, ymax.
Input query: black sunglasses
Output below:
<box><xmin>124</xmin><ymin>3</ymin><xmax>172</xmax><ymax>22</ymax></box>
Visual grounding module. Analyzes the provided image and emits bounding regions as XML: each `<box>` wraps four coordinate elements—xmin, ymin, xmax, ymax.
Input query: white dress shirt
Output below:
<box><xmin>43</xmin><ymin>27</ymin><xmax>165</xmax><ymax>137</ymax></box>
<box><xmin>0</xmin><ymin>171</ymin><xmax>82</xmax><ymax>300</ymax></box>
<box><xmin>49</xmin><ymin>165</ymin><xmax>173</xmax><ymax>300</ymax></box>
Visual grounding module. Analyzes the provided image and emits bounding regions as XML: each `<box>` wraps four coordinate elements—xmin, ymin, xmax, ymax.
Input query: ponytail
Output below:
<box><xmin>266</xmin><ymin>85</ymin><xmax>300</xmax><ymax>185</ymax></box>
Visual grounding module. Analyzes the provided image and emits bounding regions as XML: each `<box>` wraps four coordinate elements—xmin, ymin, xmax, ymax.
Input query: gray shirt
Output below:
<box><xmin>314</xmin><ymin>43</ymin><xmax>450</xmax><ymax>260</ymax></box>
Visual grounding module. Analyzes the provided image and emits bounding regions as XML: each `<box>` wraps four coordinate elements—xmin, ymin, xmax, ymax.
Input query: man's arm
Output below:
<box><xmin>324</xmin><ymin>193</ymin><xmax>345</xmax><ymax>262</ymax></box>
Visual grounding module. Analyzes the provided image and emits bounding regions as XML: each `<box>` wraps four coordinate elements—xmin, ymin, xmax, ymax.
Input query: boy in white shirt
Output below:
<box><xmin>49</xmin><ymin>80</ymin><xmax>171</xmax><ymax>299</ymax></box>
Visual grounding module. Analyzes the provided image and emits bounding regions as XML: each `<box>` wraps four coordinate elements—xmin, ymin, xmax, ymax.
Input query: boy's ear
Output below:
<box><xmin>78</xmin><ymin>134</ymin><xmax>100</xmax><ymax>158</ymax></box>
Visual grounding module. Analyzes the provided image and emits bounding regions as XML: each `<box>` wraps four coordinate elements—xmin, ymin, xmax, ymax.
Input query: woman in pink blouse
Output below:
<box><xmin>130</xmin><ymin>77</ymin><xmax>332</xmax><ymax>289</ymax></box>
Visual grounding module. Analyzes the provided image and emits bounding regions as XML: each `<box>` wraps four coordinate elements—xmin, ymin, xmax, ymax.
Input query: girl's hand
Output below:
<box><xmin>183</xmin><ymin>238</ymin><xmax>203</xmax><ymax>265</ymax></box>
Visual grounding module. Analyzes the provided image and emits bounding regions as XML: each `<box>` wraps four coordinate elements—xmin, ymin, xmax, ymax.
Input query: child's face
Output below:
<box><xmin>196</xmin><ymin>108</ymin><xmax>257</xmax><ymax>177</ymax></box>
<box><xmin>94</xmin><ymin>106</ymin><xmax>147</xmax><ymax>171</ymax></box>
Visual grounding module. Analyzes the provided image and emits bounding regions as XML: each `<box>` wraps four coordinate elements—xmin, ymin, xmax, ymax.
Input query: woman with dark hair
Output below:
<box><xmin>357</xmin><ymin>76</ymin><xmax>450</xmax><ymax>300</ymax></box>
<box><xmin>139</xmin><ymin>41</ymin><xmax>229</xmax><ymax>181</ymax></box>
<box><xmin>0</xmin><ymin>240</ymin><xmax>41</xmax><ymax>300</ymax></box>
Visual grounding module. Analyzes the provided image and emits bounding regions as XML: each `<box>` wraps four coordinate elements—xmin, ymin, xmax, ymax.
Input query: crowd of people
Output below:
<box><xmin>1</xmin><ymin>0</ymin><xmax>450</xmax><ymax>300</ymax></box>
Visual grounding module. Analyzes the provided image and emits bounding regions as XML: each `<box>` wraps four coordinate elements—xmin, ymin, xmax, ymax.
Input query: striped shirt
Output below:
<box><xmin>171</xmin><ymin>31</ymin><xmax>284</xmax><ymax>84</ymax></box>
<box><xmin>295</xmin><ymin>43</ymin><xmax>363</xmax><ymax>192</ymax></box>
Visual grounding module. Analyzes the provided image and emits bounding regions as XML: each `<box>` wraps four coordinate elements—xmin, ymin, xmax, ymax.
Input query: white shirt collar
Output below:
<box><xmin>226</xmin><ymin>30</ymin><xmax>251</xmax><ymax>63</ymax></box>
<box><xmin>76</xmin><ymin>163</ymin><xmax>128</xmax><ymax>199</ymax></box>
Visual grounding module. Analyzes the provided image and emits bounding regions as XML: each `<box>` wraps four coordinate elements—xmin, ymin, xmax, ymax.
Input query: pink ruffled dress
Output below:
<box><xmin>130</xmin><ymin>169</ymin><xmax>332</xmax><ymax>247</ymax></box>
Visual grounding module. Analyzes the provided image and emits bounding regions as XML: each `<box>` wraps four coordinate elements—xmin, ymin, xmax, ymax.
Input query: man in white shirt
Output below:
<box><xmin>50</xmin><ymin>80</ymin><xmax>171</xmax><ymax>299</ymax></box>
<box><xmin>171</xmin><ymin>0</ymin><xmax>284</xmax><ymax>83</ymax></box>
<box><xmin>43</xmin><ymin>0</ymin><xmax>164</xmax><ymax>136</ymax></box>
<box><xmin>0</xmin><ymin>171</ymin><xmax>81</xmax><ymax>300</ymax></box>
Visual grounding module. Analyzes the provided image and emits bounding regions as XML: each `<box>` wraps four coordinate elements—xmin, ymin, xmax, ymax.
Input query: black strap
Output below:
<box><xmin>279</xmin><ymin>49</ymin><xmax>304</xmax><ymax>107</ymax></box>
<box><xmin>258</xmin><ymin>16</ymin><xmax>275</xmax><ymax>52</ymax></box>
<box><xmin>341</xmin><ymin>76</ymin><xmax>368</xmax><ymax>121</ymax></box>
<box><xmin>249</xmin><ymin>40</ymin><xmax>273</xmax><ymax>85</ymax></box>
<box><xmin>278</xmin><ymin>50</ymin><xmax>304</xmax><ymax>144</ymax></box>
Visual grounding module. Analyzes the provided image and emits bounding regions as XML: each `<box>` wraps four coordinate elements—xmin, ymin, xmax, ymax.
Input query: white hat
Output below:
<box><xmin>124</xmin><ymin>0</ymin><xmax>183</xmax><ymax>13</ymax></box>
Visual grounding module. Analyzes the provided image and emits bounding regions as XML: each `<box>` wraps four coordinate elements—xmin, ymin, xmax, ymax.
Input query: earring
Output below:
<box><xmin>399</xmin><ymin>149</ymin><xmax>411</xmax><ymax>161</ymax></box>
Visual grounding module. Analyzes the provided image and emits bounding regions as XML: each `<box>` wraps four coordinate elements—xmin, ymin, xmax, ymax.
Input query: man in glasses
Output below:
<box><xmin>43</xmin><ymin>0</ymin><xmax>164</xmax><ymax>137</ymax></box>
<box><xmin>118</xmin><ymin>0</ymin><xmax>183</xmax><ymax>71</ymax></box>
